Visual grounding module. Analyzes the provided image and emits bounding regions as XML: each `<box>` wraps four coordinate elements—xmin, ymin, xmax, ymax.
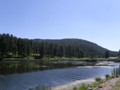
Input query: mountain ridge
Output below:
<box><xmin>32</xmin><ymin>38</ymin><xmax>118</xmax><ymax>57</ymax></box>
<box><xmin>0</xmin><ymin>33</ymin><xmax>118</xmax><ymax>58</ymax></box>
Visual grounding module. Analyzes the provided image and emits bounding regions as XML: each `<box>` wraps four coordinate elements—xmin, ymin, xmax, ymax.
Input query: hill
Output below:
<box><xmin>0</xmin><ymin>34</ymin><xmax>118</xmax><ymax>59</ymax></box>
<box><xmin>33</xmin><ymin>38</ymin><xmax>118</xmax><ymax>58</ymax></box>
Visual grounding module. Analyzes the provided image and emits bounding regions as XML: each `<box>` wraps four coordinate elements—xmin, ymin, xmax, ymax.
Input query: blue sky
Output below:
<box><xmin>0</xmin><ymin>0</ymin><xmax>120</xmax><ymax>51</ymax></box>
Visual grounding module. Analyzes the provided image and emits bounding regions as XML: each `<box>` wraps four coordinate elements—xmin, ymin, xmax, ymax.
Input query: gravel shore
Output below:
<box><xmin>95</xmin><ymin>77</ymin><xmax>120</xmax><ymax>90</ymax></box>
<box><xmin>51</xmin><ymin>77</ymin><xmax>120</xmax><ymax>90</ymax></box>
<box><xmin>51</xmin><ymin>78</ymin><xmax>95</xmax><ymax>90</ymax></box>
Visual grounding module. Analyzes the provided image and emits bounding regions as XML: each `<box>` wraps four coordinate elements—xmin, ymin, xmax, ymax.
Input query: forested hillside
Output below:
<box><xmin>0</xmin><ymin>34</ymin><xmax>118</xmax><ymax>59</ymax></box>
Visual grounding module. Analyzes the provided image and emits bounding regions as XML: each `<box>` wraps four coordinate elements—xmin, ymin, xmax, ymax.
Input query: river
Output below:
<box><xmin>0</xmin><ymin>61</ymin><xmax>119</xmax><ymax>90</ymax></box>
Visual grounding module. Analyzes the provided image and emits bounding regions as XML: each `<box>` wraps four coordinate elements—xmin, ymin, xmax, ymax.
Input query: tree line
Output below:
<box><xmin>0</xmin><ymin>34</ymin><xmax>118</xmax><ymax>60</ymax></box>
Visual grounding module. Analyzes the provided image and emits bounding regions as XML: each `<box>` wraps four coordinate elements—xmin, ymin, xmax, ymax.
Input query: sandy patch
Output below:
<box><xmin>51</xmin><ymin>78</ymin><xmax>95</xmax><ymax>90</ymax></box>
<box><xmin>95</xmin><ymin>77</ymin><xmax>120</xmax><ymax>90</ymax></box>
<box><xmin>76</xmin><ymin>66</ymin><xmax>113</xmax><ymax>68</ymax></box>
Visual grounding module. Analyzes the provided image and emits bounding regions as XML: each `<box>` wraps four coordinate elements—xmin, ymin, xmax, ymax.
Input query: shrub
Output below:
<box><xmin>73</xmin><ymin>87</ymin><xmax>77</xmax><ymax>90</ymax></box>
<box><xmin>78</xmin><ymin>84</ymin><xmax>88</xmax><ymax>90</ymax></box>
<box><xmin>95</xmin><ymin>77</ymin><xmax>102</xmax><ymax>82</ymax></box>
<box><xmin>105</xmin><ymin>74</ymin><xmax>111</xmax><ymax>80</ymax></box>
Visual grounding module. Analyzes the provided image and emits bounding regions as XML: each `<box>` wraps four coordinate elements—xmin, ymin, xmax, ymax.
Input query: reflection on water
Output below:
<box><xmin>0</xmin><ymin>60</ymin><xmax>115</xmax><ymax>75</ymax></box>
<box><xmin>0</xmin><ymin>65</ymin><xmax>117</xmax><ymax>90</ymax></box>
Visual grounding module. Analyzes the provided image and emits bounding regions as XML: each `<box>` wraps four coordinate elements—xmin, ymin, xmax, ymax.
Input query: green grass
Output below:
<box><xmin>73</xmin><ymin>84</ymin><xmax>89</xmax><ymax>90</ymax></box>
<box><xmin>73</xmin><ymin>78</ymin><xmax>120</xmax><ymax>90</ymax></box>
<box><xmin>72</xmin><ymin>82</ymin><xmax>101</xmax><ymax>90</ymax></box>
<box><xmin>72</xmin><ymin>76</ymin><xmax>107</xmax><ymax>90</ymax></box>
<box><xmin>48</xmin><ymin>57</ymin><xmax>120</xmax><ymax>61</ymax></box>
<box><xmin>2</xmin><ymin>57</ymin><xmax>120</xmax><ymax>61</ymax></box>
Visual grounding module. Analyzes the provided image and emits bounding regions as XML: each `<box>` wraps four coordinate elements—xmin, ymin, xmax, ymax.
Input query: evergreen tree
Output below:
<box><xmin>17</xmin><ymin>39</ymin><xmax>27</xmax><ymax>57</ymax></box>
<box><xmin>53</xmin><ymin>45</ymin><xmax>57</xmax><ymax>57</ymax></box>
<box><xmin>39</xmin><ymin>42</ymin><xmax>44</xmax><ymax>58</ymax></box>
<box><xmin>0</xmin><ymin>34</ymin><xmax>2</xmax><ymax>60</ymax></box>
<box><xmin>105</xmin><ymin>50</ymin><xmax>110</xmax><ymax>58</ymax></box>
<box><xmin>118</xmin><ymin>50</ymin><xmax>120</xmax><ymax>58</ymax></box>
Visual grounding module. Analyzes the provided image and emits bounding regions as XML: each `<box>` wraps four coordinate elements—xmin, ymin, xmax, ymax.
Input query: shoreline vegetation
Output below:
<box><xmin>0</xmin><ymin>57</ymin><xmax>120</xmax><ymax>74</ymax></box>
<box><xmin>1</xmin><ymin>56</ymin><xmax>120</xmax><ymax>61</ymax></box>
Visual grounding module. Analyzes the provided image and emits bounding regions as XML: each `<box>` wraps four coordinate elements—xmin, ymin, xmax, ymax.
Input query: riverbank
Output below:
<box><xmin>95</xmin><ymin>77</ymin><xmax>120</xmax><ymax>90</ymax></box>
<box><xmin>51</xmin><ymin>77</ymin><xmax>120</xmax><ymax>90</ymax></box>
<box><xmin>46</xmin><ymin>57</ymin><xmax>120</xmax><ymax>61</ymax></box>
<box><xmin>51</xmin><ymin>78</ymin><xmax>95</xmax><ymax>90</ymax></box>
<box><xmin>1</xmin><ymin>57</ymin><xmax>120</xmax><ymax>61</ymax></box>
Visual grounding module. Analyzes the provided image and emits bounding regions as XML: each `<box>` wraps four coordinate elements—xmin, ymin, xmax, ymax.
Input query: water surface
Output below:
<box><xmin>0</xmin><ymin>63</ymin><xmax>118</xmax><ymax>90</ymax></box>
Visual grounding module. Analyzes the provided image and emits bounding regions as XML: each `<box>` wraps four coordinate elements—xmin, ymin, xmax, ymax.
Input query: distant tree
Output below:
<box><xmin>0</xmin><ymin>34</ymin><xmax>2</xmax><ymax>60</ymax></box>
<box><xmin>80</xmin><ymin>51</ymin><xmax>84</xmax><ymax>58</ymax></box>
<box><xmin>105</xmin><ymin>50</ymin><xmax>110</xmax><ymax>58</ymax></box>
<box><xmin>58</xmin><ymin>46</ymin><xmax>64</xmax><ymax>57</ymax></box>
<box><xmin>65</xmin><ymin>46</ymin><xmax>72</xmax><ymax>57</ymax></box>
<box><xmin>118</xmin><ymin>50</ymin><xmax>120</xmax><ymax>58</ymax></box>
<box><xmin>53</xmin><ymin>45</ymin><xmax>57</xmax><ymax>57</ymax></box>
<box><xmin>17</xmin><ymin>39</ymin><xmax>27</xmax><ymax>57</ymax></box>
<box><xmin>8</xmin><ymin>35</ymin><xmax>17</xmax><ymax>57</ymax></box>
<box><xmin>39</xmin><ymin>42</ymin><xmax>44</xmax><ymax>58</ymax></box>
<box><xmin>1</xmin><ymin>34</ymin><xmax>10</xmax><ymax>58</ymax></box>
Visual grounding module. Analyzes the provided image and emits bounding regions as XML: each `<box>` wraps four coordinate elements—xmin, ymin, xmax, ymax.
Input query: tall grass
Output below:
<box><xmin>112</xmin><ymin>65</ymin><xmax>120</xmax><ymax>77</ymax></box>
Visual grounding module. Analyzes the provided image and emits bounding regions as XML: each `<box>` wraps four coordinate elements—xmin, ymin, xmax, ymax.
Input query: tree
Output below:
<box><xmin>0</xmin><ymin>34</ymin><xmax>2</xmax><ymax>60</ymax></box>
<box><xmin>0</xmin><ymin>34</ymin><xmax>10</xmax><ymax>58</ymax></box>
<box><xmin>39</xmin><ymin>42</ymin><xmax>44</xmax><ymax>58</ymax></box>
<box><xmin>17</xmin><ymin>39</ymin><xmax>27</xmax><ymax>57</ymax></box>
<box><xmin>80</xmin><ymin>51</ymin><xmax>84</xmax><ymax>58</ymax></box>
<box><xmin>65</xmin><ymin>46</ymin><xmax>72</xmax><ymax>57</ymax></box>
<box><xmin>105</xmin><ymin>50</ymin><xmax>110</xmax><ymax>58</ymax></box>
<box><xmin>118</xmin><ymin>50</ymin><xmax>120</xmax><ymax>58</ymax></box>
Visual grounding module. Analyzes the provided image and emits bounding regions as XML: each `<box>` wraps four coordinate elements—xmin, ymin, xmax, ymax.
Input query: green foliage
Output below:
<box><xmin>73</xmin><ymin>87</ymin><xmax>77</xmax><ymax>90</ymax></box>
<box><xmin>78</xmin><ymin>84</ymin><xmax>88</xmax><ymax>90</ymax></box>
<box><xmin>95</xmin><ymin>77</ymin><xmax>102</xmax><ymax>82</ymax></box>
<box><xmin>118</xmin><ymin>50</ymin><xmax>120</xmax><ymax>58</ymax></box>
<box><xmin>105</xmin><ymin>74</ymin><xmax>111</xmax><ymax>80</ymax></box>
<box><xmin>72</xmin><ymin>82</ymin><xmax>102</xmax><ymax>90</ymax></box>
<box><xmin>89</xmin><ymin>82</ymin><xmax>98</xmax><ymax>89</ymax></box>
<box><xmin>105</xmin><ymin>50</ymin><xmax>110</xmax><ymax>58</ymax></box>
<box><xmin>112</xmin><ymin>65</ymin><xmax>120</xmax><ymax>77</ymax></box>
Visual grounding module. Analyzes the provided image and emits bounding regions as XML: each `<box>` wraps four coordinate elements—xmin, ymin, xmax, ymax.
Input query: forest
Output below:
<box><xmin>0</xmin><ymin>33</ymin><xmax>118</xmax><ymax>60</ymax></box>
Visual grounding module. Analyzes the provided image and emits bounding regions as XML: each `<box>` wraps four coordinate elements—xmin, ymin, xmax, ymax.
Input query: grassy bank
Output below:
<box><xmin>45</xmin><ymin>57</ymin><xmax>120</xmax><ymax>61</ymax></box>
<box><xmin>1</xmin><ymin>57</ymin><xmax>120</xmax><ymax>61</ymax></box>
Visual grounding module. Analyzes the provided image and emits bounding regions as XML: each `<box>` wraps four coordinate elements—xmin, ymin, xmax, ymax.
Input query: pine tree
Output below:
<box><xmin>118</xmin><ymin>50</ymin><xmax>120</xmax><ymax>58</ymax></box>
<box><xmin>105</xmin><ymin>50</ymin><xmax>110</xmax><ymax>58</ymax></box>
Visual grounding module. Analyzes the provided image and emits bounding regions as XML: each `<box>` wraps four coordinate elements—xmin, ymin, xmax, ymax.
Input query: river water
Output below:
<box><xmin>0</xmin><ymin>62</ymin><xmax>119</xmax><ymax>90</ymax></box>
